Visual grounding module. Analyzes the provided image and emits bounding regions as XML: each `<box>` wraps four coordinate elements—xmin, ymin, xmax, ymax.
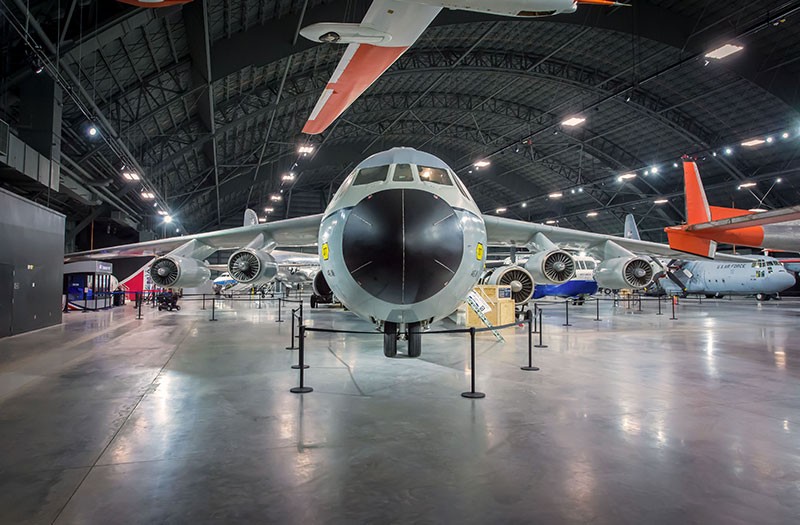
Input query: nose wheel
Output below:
<box><xmin>407</xmin><ymin>322</ymin><xmax>422</xmax><ymax>358</ymax></box>
<box><xmin>383</xmin><ymin>322</ymin><xmax>398</xmax><ymax>358</ymax></box>
<box><xmin>383</xmin><ymin>322</ymin><xmax>424</xmax><ymax>358</ymax></box>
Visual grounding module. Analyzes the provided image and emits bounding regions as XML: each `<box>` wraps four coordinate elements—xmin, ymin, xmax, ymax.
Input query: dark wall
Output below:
<box><xmin>0</xmin><ymin>188</ymin><xmax>65</xmax><ymax>336</ymax></box>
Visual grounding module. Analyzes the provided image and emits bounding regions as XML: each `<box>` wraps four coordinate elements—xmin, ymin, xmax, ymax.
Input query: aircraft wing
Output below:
<box><xmin>686</xmin><ymin>205</ymin><xmax>800</xmax><ymax>232</ymax></box>
<box><xmin>301</xmin><ymin>0</ymin><xmax>441</xmax><ymax>134</ymax></box>
<box><xmin>64</xmin><ymin>214</ymin><xmax>323</xmax><ymax>262</ymax></box>
<box><xmin>483</xmin><ymin>215</ymin><xmax>750</xmax><ymax>262</ymax></box>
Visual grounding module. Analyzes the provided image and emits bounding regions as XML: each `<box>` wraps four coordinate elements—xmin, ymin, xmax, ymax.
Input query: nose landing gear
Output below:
<box><xmin>383</xmin><ymin>321</ymin><xmax>424</xmax><ymax>358</ymax></box>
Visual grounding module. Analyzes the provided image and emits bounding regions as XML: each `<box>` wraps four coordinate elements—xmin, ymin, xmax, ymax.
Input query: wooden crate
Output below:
<box><xmin>466</xmin><ymin>285</ymin><xmax>516</xmax><ymax>328</ymax></box>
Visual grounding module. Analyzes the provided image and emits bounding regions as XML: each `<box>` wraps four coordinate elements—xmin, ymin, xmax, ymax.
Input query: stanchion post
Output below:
<box><xmin>202</xmin><ymin>294</ymin><xmax>206</xmax><ymax>310</ymax></box>
<box><xmin>210</xmin><ymin>297</ymin><xmax>217</xmax><ymax>321</ymax></box>
<box><xmin>137</xmin><ymin>292</ymin><xmax>143</xmax><ymax>320</ymax></box>
<box><xmin>595</xmin><ymin>297</ymin><xmax>601</xmax><ymax>322</ymax></box>
<box><xmin>461</xmin><ymin>327</ymin><xmax>485</xmax><ymax>399</ymax></box>
<box><xmin>290</xmin><ymin>326</ymin><xmax>313</xmax><ymax>393</ymax></box>
<box><xmin>638</xmin><ymin>294</ymin><xmax>643</xmax><ymax>313</ymax></box>
<box><xmin>670</xmin><ymin>295</ymin><xmax>677</xmax><ymax>320</ymax></box>
<box><xmin>276</xmin><ymin>297</ymin><xmax>284</xmax><ymax>323</ymax></box>
<box><xmin>563</xmin><ymin>299</ymin><xmax>572</xmax><ymax>327</ymax></box>
<box><xmin>521</xmin><ymin>317</ymin><xmax>540</xmax><ymax>372</ymax></box>
<box><xmin>657</xmin><ymin>295</ymin><xmax>663</xmax><ymax>316</ymax></box>
<box><xmin>286</xmin><ymin>308</ymin><xmax>298</xmax><ymax>350</ymax></box>
<box><xmin>532</xmin><ymin>303</ymin><xmax>539</xmax><ymax>333</ymax></box>
<box><xmin>535</xmin><ymin>309</ymin><xmax>548</xmax><ymax>348</ymax></box>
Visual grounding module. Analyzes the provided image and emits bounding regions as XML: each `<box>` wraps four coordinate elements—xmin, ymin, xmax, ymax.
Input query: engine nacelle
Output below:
<box><xmin>594</xmin><ymin>257</ymin><xmax>654</xmax><ymax>290</ymax></box>
<box><xmin>524</xmin><ymin>250</ymin><xmax>576</xmax><ymax>285</ymax></box>
<box><xmin>149</xmin><ymin>256</ymin><xmax>210</xmax><ymax>288</ymax></box>
<box><xmin>227</xmin><ymin>249</ymin><xmax>279</xmax><ymax>284</ymax></box>
<box><xmin>481</xmin><ymin>265</ymin><xmax>534</xmax><ymax>305</ymax></box>
<box><xmin>312</xmin><ymin>271</ymin><xmax>333</xmax><ymax>298</ymax></box>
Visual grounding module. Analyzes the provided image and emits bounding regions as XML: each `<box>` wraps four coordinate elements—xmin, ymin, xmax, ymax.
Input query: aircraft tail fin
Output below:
<box><xmin>683</xmin><ymin>158</ymin><xmax>712</xmax><ymax>225</ymax></box>
<box><xmin>244</xmin><ymin>209</ymin><xmax>259</xmax><ymax>227</ymax></box>
<box><xmin>624</xmin><ymin>214</ymin><xmax>640</xmax><ymax>240</ymax></box>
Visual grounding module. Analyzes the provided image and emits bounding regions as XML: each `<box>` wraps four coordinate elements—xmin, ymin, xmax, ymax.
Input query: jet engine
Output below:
<box><xmin>227</xmin><ymin>249</ymin><xmax>279</xmax><ymax>284</ymax></box>
<box><xmin>481</xmin><ymin>265</ymin><xmax>534</xmax><ymax>305</ymax></box>
<box><xmin>524</xmin><ymin>250</ymin><xmax>576</xmax><ymax>285</ymax></box>
<box><xmin>312</xmin><ymin>271</ymin><xmax>332</xmax><ymax>298</ymax></box>
<box><xmin>594</xmin><ymin>257</ymin><xmax>654</xmax><ymax>290</ymax></box>
<box><xmin>149</xmin><ymin>256</ymin><xmax>210</xmax><ymax>288</ymax></box>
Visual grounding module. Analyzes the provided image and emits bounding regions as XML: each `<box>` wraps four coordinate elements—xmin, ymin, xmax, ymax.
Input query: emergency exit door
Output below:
<box><xmin>0</xmin><ymin>264</ymin><xmax>13</xmax><ymax>337</ymax></box>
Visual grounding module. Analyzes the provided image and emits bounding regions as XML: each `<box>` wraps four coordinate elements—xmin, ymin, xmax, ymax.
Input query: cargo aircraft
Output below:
<box><xmin>625</xmin><ymin>215</ymin><xmax>795</xmax><ymax>300</ymax></box>
<box><xmin>68</xmin><ymin>148</ymin><xmax>747</xmax><ymax>358</ymax></box>
<box><xmin>300</xmin><ymin>0</ymin><xmax>627</xmax><ymax>134</ymax></box>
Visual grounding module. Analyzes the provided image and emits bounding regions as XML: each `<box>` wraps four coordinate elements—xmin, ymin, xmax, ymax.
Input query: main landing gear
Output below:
<box><xmin>383</xmin><ymin>322</ymin><xmax>423</xmax><ymax>358</ymax></box>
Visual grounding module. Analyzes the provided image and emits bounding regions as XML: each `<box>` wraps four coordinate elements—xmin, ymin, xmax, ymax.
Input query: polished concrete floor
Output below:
<box><xmin>1</xmin><ymin>294</ymin><xmax>799</xmax><ymax>524</ymax></box>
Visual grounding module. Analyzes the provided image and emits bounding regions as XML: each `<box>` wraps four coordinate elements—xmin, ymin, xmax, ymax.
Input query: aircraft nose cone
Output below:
<box><xmin>342</xmin><ymin>189</ymin><xmax>464</xmax><ymax>305</ymax></box>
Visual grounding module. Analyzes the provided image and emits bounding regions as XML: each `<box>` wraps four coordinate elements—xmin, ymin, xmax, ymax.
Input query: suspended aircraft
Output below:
<box><xmin>625</xmin><ymin>214</ymin><xmax>795</xmax><ymax>300</ymax></box>
<box><xmin>300</xmin><ymin>0</ymin><xmax>627</xmax><ymax>134</ymax></box>
<box><xmin>666</xmin><ymin>158</ymin><xmax>800</xmax><ymax>257</ymax></box>
<box><xmin>68</xmin><ymin>147</ymin><xmax>748</xmax><ymax>358</ymax></box>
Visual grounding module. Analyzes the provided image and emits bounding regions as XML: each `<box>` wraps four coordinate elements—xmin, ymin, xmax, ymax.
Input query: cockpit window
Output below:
<box><xmin>453</xmin><ymin>175</ymin><xmax>472</xmax><ymax>199</ymax></box>
<box><xmin>393</xmin><ymin>164</ymin><xmax>414</xmax><ymax>181</ymax></box>
<box><xmin>353</xmin><ymin>166</ymin><xmax>389</xmax><ymax>186</ymax></box>
<box><xmin>418</xmin><ymin>166</ymin><xmax>452</xmax><ymax>186</ymax></box>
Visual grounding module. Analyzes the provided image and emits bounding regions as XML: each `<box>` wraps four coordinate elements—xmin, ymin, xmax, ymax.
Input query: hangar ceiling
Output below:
<box><xmin>1</xmin><ymin>0</ymin><xmax>799</xmax><ymax>248</ymax></box>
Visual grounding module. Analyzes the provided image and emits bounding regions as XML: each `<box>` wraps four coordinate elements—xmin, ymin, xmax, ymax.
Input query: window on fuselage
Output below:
<box><xmin>585</xmin><ymin>260</ymin><xmax>596</xmax><ymax>270</ymax></box>
<box><xmin>418</xmin><ymin>166</ymin><xmax>452</xmax><ymax>186</ymax></box>
<box><xmin>393</xmin><ymin>164</ymin><xmax>414</xmax><ymax>181</ymax></box>
<box><xmin>353</xmin><ymin>165</ymin><xmax>390</xmax><ymax>185</ymax></box>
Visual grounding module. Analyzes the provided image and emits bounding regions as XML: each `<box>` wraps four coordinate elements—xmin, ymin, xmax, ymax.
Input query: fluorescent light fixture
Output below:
<box><xmin>282</xmin><ymin>173</ymin><xmax>296</xmax><ymax>182</ymax></box>
<box><xmin>175</xmin><ymin>228</ymin><xmax>180</xmax><ymax>233</ymax></box>
<box><xmin>782</xmin><ymin>132</ymin><xmax>790</xmax><ymax>139</ymax></box>
<box><xmin>618</xmin><ymin>173</ymin><xmax>636</xmax><ymax>181</ymax></box>
<box><xmin>270</xmin><ymin>194</ymin><xmax>282</xmax><ymax>202</ymax></box>
<box><xmin>87</xmin><ymin>126</ymin><xmax>98</xmax><ymax>137</ymax></box>
<box><xmin>549</xmin><ymin>192</ymin><xmax>563</xmax><ymax>199</ymax></box>
<box><xmin>644</xmin><ymin>170</ymin><xmax>650</xmax><ymax>175</ymax></box>
<box><xmin>495</xmin><ymin>208</ymin><xmax>507</xmax><ymax>213</ymax></box>
<box><xmin>654</xmin><ymin>199</ymin><xmax>669</xmax><ymax>204</ymax></box>
<box><xmin>725</xmin><ymin>148</ymin><xmax>733</xmax><ymax>155</ymax></box>
<box><xmin>705</xmin><ymin>44</ymin><xmax>743</xmax><ymax>60</ymax></box>
<box><xmin>163</xmin><ymin>215</ymin><xmax>173</xmax><ymax>224</ymax></box>
<box><xmin>586</xmin><ymin>212</ymin><xmax>598</xmax><ymax>217</ymax></box>
<box><xmin>473</xmin><ymin>160</ymin><xmax>490</xmax><ymax>168</ymax></box>
<box><xmin>578</xmin><ymin>187</ymin><xmax>583</xmax><ymax>193</ymax></box>
<box><xmin>651</xmin><ymin>166</ymin><xmax>659</xmax><ymax>174</ymax></box>
<box><xmin>673</xmin><ymin>163</ymin><xmax>679</xmax><ymax>168</ymax></box>
<box><xmin>561</xmin><ymin>116</ymin><xmax>586</xmax><ymax>127</ymax></box>
<box><xmin>777</xmin><ymin>178</ymin><xmax>783</xmax><ymax>183</ymax></box>
<box><xmin>546</xmin><ymin>220</ymin><xmax>557</xmax><ymax>225</ymax></box>
<box><xmin>298</xmin><ymin>145</ymin><xmax>314</xmax><ymax>155</ymax></box>
<box><xmin>122</xmin><ymin>172</ymin><xmax>140</xmax><ymax>181</ymax></box>
<box><xmin>766</xmin><ymin>136</ymin><xmax>774</xmax><ymax>143</ymax></box>
<box><xmin>738</xmin><ymin>182</ymin><xmax>756</xmax><ymax>189</ymax></box>
<box><xmin>157</xmin><ymin>210</ymin><xmax>168</xmax><ymax>216</ymax></box>
<box><xmin>264</xmin><ymin>207</ymin><xmax>274</xmax><ymax>213</ymax></box>
<box><xmin>141</xmin><ymin>191</ymin><xmax>155</xmax><ymax>199</ymax></box>
<box><xmin>258</xmin><ymin>217</ymin><xmax>267</xmax><ymax>223</ymax></box>
<box><xmin>742</xmin><ymin>139</ymin><xmax>765</xmax><ymax>147</ymax></box>
<box><xmin>749</xmin><ymin>208</ymin><xmax>768</xmax><ymax>213</ymax></box>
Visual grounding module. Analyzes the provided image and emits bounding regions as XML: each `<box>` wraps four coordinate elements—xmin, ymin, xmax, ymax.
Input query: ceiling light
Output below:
<box><xmin>496</xmin><ymin>208</ymin><xmax>507</xmax><ymax>213</ymax></box>
<box><xmin>270</xmin><ymin>194</ymin><xmax>282</xmax><ymax>202</ymax></box>
<box><xmin>175</xmin><ymin>228</ymin><xmax>180</xmax><ymax>233</ymax></box>
<box><xmin>749</xmin><ymin>208</ymin><xmax>768</xmax><ymax>213</ymax></box>
<box><xmin>578</xmin><ymin>187</ymin><xmax>583</xmax><ymax>193</ymax></box>
<box><xmin>725</xmin><ymin>148</ymin><xmax>733</xmax><ymax>155</ymax></box>
<box><xmin>673</xmin><ymin>163</ymin><xmax>679</xmax><ymax>168</ymax></box>
<box><xmin>163</xmin><ymin>215</ymin><xmax>173</xmax><ymax>223</ymax></box>
<box><xmin>712</xmin><ymin>152</ymin><xmax>718</xmax><ymax>157</ymax></box>
<box><xmin>258</xmin><ymin>217</ymin><xmax>267</xmax><ymax>223</ymax></box>
<box><xmin>654</xmin><ymin>199</ymin><xmax>669</xmax><ymax>204</ymax></box>
<box><xmin>87</xmin><ymin>126</ymin><xmax>98</xmax><ymax>137</ymax></box>
<box><xmin>644</xmin><ymin>170</ymin><xmax>650</xmax><ymax>176</ymax></box>
<box><xmin>157</xmin><ymin>210</ymin><xmax>168</xmax><ymax>216</ymax></box>
<box><xmin>705</xmin><ymin>44</ymin><xmax>743</xmax><ymax>60</ymax></box>
<box><xmin>738</xmin><ymin>182</ymin><xmax>756</xmax><ymax>189</ymax></box>
<box><xmin>586</xmin><ymin>212</ymin><xmax>598</xmax><ymax>217</ymax></box>
<box><xmin>561</xmin><ymin>116</ymin><xmax>586</xmax><ymax>127</ymax></box>
<box><xmin>651</xmin><ymin>166</ymin><xmax>659</xmax><ymax>174</ymax></box>
<box><xmin>521</xmin><ymin>202</ymin><xmax>527</xmax><ymax>208</ymax></box>
<box><xmin>282</xmin><ymin>173</ymin><xmax>296</xmax><ymax>182</ymax></box>
<box><xmin>570</xmin><ymin>189</ymin><xmax>576</xmax><ymax>194</ymax></box>
<box><xmin>122</xmin><ymin>172</ymin><xmax>140</xmax><ymax>181</ymax></box>
<box><xmin>141</xmin><ymin>191</ymin><xmax>155</xmax><ymax>200</ymax></box>
<box><xmin>742</xmin><ymin>139</ymin><xmax>765</xmax><ymax>147</ymax></box>
<box><xmin>264</xmin><ymin>207</ymin><xmax>274</xmax><ymax>213</ymax></box>
<box><xmin>777</xmin><ymin>178</ymin><xmax>783</xmax><ymax>183</ymax></box>
<box><xmin>474</xmin><ymin>160</ymin><xmax>490</xmax><ymax>168</ymax></box>
<box><xmin>618</xmin><ymin>173</ymin><xmax>636</xmax><ymax>181</ymax></box>
<box><xmin>549</xmin><ymin>192</ymin><xmax>563</xmax><ymax>199</ymax></box>
<box><xmin>546</xmin><ymin>220</ymin><xmax>557</xmax><ymax>224</ymax></box>
<box><xmin>766</xmin><ymin>136</ymin><xmax>774</xmax><ymax>143</ymax></box>
<box><xmin>298</xmin><ymin>145</ymin><xmax>314</xmax><ymax>155</ymax></box>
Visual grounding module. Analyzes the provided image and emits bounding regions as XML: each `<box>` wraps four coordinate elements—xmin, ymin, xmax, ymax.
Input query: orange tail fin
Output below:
<box><xmin>683</xmin><ymin>158</ymin><xmax>711</xmax><ymax>225</ymax></box>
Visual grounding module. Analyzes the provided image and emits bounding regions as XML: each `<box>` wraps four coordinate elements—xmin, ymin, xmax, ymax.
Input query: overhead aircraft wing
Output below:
<box><xmin>686</xmin><ymin>205</ymin><xmax>800</xmax><ymax>232</ymax></box>
<box><xmin>483</xmin><ymin>215</ymin><xmax>751</xmax><ymax>262</ymax></box>
<box><xmin>301</xmin><ymin>0</ymin><xmax>441</xmax><ymax>134</ymax></box>
<box><xmin>64</xmin><ymin>214</ymin><xmax>323</xmax><ymax>262</ymax></box>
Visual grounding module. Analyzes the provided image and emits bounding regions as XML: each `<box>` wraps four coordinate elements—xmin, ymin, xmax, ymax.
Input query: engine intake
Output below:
<box><xmin>312</xmin><ymin>271</ymin><xmax>332</xmax><ymax>298</ymax></box>
<box><xmin>227</xmin><ymin>249</ymin><xmax>279</xmax><ymax>284</ymax></box>
<box><xmin>594</xmin><ymin>257</ymin><xmax>654</xmax><ymax>290</ymax></box>
<box><xmin>525</xmin><ymin>250</ymin><xmax>576</xmax><ymax>285</ymax></box>
<box><xmin>149</xmin><ymin>256</ymin><xmax>210</xmax><ymax>288</ymax></box>
<box><xmin>481</xmin><ymin>265</ymin><xmax>534</xmax><ymax>305</ymax></box>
